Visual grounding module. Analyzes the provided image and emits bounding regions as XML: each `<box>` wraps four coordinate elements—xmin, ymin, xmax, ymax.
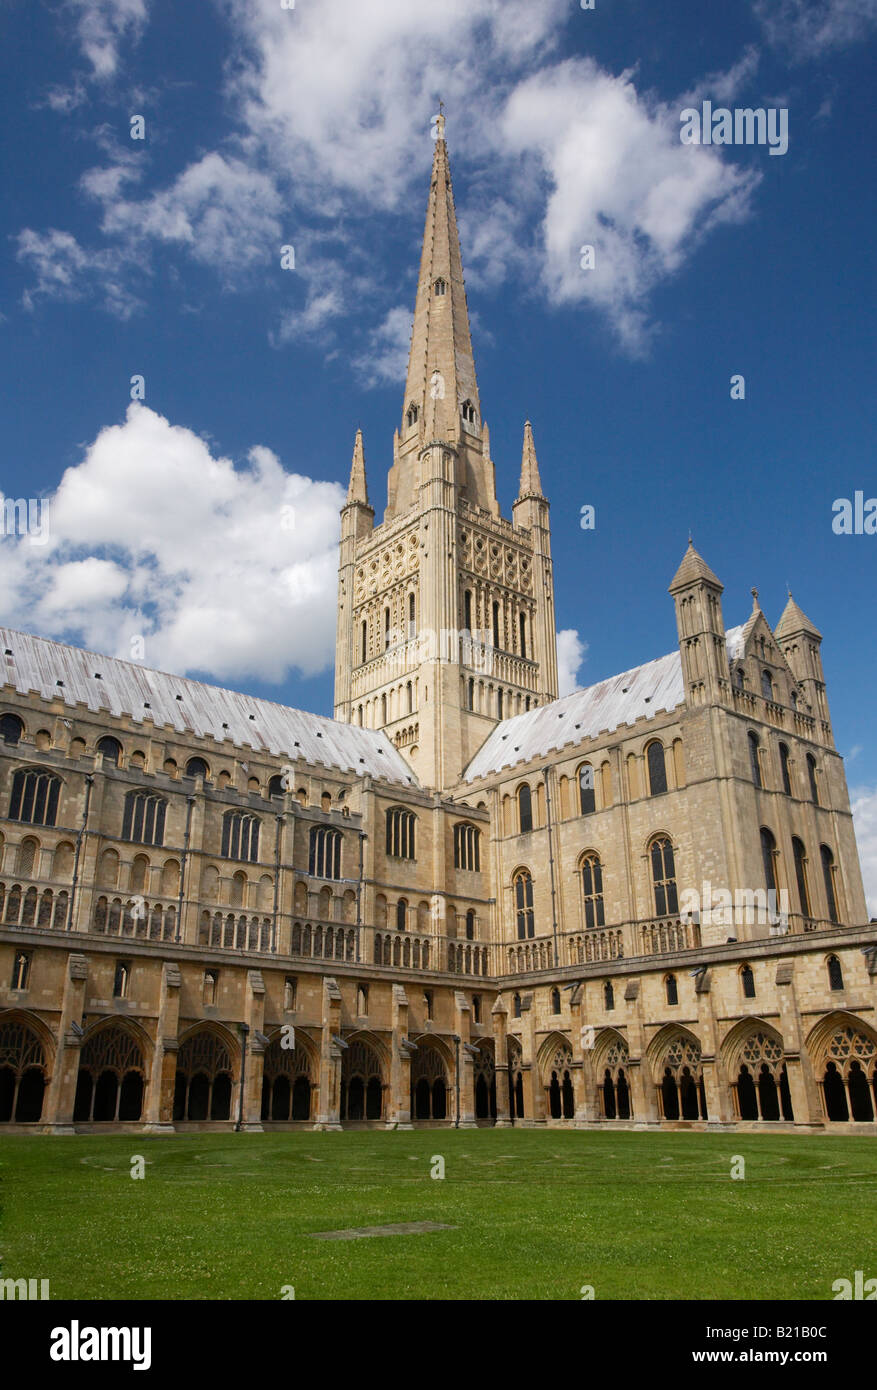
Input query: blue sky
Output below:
<box><xmin>1</xmin><ymin>0</ymin><xmax>876</xmax><ymax>899</ymax></box>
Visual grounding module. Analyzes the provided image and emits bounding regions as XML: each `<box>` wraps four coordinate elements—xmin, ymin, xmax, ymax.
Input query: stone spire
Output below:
<box><xmin>385</xmin><ymin>112</ymin><xmax>497</xmax><ymax>519</ymax></box>
<box><xmin>517</xmin><ymin>421</ymin><xmax>544</xmax><ymax>500</ymax></box>
<box><xmin>401</xmin><ymin>114</ymin><xmax>479</xmax><ymax>439</ymax></box>
<box><xmin>346</xmin><ymin>428</ymin><xmax>369</xmax><ymax>506</ymax></box>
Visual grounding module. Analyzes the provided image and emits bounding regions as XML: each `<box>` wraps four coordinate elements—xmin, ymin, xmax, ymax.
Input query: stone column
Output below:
<box><xmin>239</xmin><ymin>969</ymin><xmax>266</xmax><ymax>1132</ymax></box>
<box><xmin>315</xmin><ymin>977</ymin><xmax>343</xmax><ymax>1129</ymax></box>
<box><xmin>625</xmin><ymin>979</ymin><xmax>660</xmax><ymax>1126</ymax></box>
<box><xmin>695</xmin><ymin>967</ymin><xmax>734</xmax><ymax>1127</ymax></box>
<box><xmin>454</xmin><ymin>991</ymin><xmax>477</xmax><ymax>1128</ymax></box>
<box><xmin>520</xmin><ymin>994</ymin><xmax>542</xmax><ymax>1125</ymax></box>
<box><xmin>42</xmin><ymin>953</ymin><xmax>89</xmax><ymax>1133</ymax></box>
<box><xmin>143</xmin><ymin>961</ymin><xmax>181</xmax><ymax>1131</ymax></box>
<box><xmin>774</xmin><ymin>962</ymin><xmax>824</xmax><ymax>1128</ymax></box>
<box><xmin>570</xmin><ymin>983</ymin><xmax>598</xmax><ymax>1123</ymax></box>
<box><xmin>387</xmin><ymin>984</ymin><xmax>413</xmax><ymax>1128</ymax></box>
<box><xmin>491</xmin><ymin>995</ymin><xmax>511</xmax><ymax>1127</ymax></box>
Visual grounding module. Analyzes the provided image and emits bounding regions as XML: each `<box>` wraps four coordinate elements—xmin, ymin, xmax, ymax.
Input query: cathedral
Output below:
<box><xmin>1</xmin><ymin>118</ymin><xmax>875</xmax><ymax>1135</ymax></box>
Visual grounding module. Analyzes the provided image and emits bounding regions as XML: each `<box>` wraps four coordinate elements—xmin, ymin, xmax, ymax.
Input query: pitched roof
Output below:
<box><xmin>463</xmin><ymin>650</ymin><xmax>686</xmax><ymax>782</ymax></box>
<box><xmin>0</xmin><ymin>627</ymin><xmax>418</xmax><ymax>787</ymax></box>
<box><xmin>668</xmin><ymin>541</ymin><xmax>723</xmax><ymax>592</ymax></box>
<box><xmin>775</xmin><ymin>594</ymin><xmax>822</xmax><ymax>640</ymax></box>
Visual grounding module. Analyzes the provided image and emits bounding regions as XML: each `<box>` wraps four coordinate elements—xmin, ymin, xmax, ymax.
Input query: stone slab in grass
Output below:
<box><xmin>309</xmin><ymin>1221</ymin><xmax>458</xmax><ymax>1240</ymax></box>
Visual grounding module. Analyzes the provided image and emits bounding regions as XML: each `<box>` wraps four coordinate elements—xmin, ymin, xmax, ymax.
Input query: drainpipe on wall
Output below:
<box><xmin>67</xmin><ymin>773</ymin><xmax>94</xmax><ymax>931</ymax></box>
<box><xmin>452</xmin><ymin>1033</ymin><xmax>461</xmax><ymax>1128</ymax></box>
<box><xmin>356</xmin><ymin>831</ymin><xmax>366</xmax><ymax>963</ymax></box>
<box><xmin>176</xmin><ymin>794</ymin><xmax>195</xmax><ymax>943</ymax></box>
<box><xmin>272</xmin><ymin>812</ymin><xmax>284</xmax><ymax>953</ymax></box>
<box><xmin>543</xmin><ymin>765</ymin><xmax>560</xmax><ymax>967</ymax></box>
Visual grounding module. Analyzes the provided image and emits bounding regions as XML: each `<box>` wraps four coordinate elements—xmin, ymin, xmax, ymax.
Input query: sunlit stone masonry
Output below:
<box><xmin>2</xmin><ymin>120</ymin><xmax>875</xmax><ymax>1134</ymax></box>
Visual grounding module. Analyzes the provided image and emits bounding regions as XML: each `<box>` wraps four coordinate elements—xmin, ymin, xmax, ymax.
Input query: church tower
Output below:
<box><xmin>334</xmin><ymin>115</ymin><xmax>559</xmax><ymax>792</ymax></box>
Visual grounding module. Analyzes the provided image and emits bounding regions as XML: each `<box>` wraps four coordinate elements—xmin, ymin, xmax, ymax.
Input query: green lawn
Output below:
<box><xmin>1</xmin><ymin>1129</ymin><xmax>875</xmax><ymax>1300</ymax></box>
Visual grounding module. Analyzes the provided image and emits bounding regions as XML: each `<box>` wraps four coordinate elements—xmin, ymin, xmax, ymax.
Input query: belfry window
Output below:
<box><xmin>434</xmin><ymin>278</ymin><xmax>446</xmax><ymax>296</ymax></box>
<box><xmin>406</xmin><ymin>403</ymin><xmax>419</xmax><ymax>427</ymax></box>
<box><xmin>461</xmin><ymin>399</ymin><xmax>476</xmax><ymax>425</ymax></box>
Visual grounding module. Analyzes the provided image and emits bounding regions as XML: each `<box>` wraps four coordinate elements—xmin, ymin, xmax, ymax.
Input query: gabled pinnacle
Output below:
<box><xmin>346</xmin><ymin>428</ymin><xmax>370</xmax><ymax>507</ymax></box>
<box><xmin>517</xmin><ymin>420</ymin><xmax>544</xmax><ymax>500</ymax></box>
<box><xmin>775</xmin><ymin>592</ymin><xmax>822</xmax><ymax>641</ymax></box>
<box><xmin>668</xmin><ymin>539</ymin><xmax>723</xmax><ymax>593</ymax></box>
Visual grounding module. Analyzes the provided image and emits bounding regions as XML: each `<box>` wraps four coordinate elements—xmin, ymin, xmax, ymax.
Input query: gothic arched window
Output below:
<box><xmin>761</xmin><ymin>669</ymin><xmax>774</xmax><ymax>701</ymax></box>
<box><xmin>386</xmin><ymin>807</ymin><xmax>416</xmax><ymax>860</ymax></box>
<box><xmin>807</xmin><ymin>754</ymin><xmax>819</xmax><ymax>805</ymax></box>
<box><xmin>9</xmin><ymin>768</ymin><xmax>61</xmax><ymax>827</ymax></box>
<box><xmin>779</xmin><ymin>742</ymin><xmax>792</xmax><ymax>795</ymax></box>
<box><xmin>665</xmin><ymin>973</ymin><xmax>678</xmax><ymax>1006</ymax></box>
<box><xmin>580</xmin><ymin>852</ymin><xmax>605</xmax><ymax>929</ymax></box>
<box><xmin>453</xmin><ymin>822</ymin><xmax>481</xmax><ymax>872</ymax></box>
<box><xmin>821</xmin><ymin>845</ymin><xmax>839</xmax><ymax>924</ymax></box>
<box><xmin>578</xmin><ymin>763</ymin><xmax>596</xmax><ymax>815</ymax></box>
<box><xmin>827</xmin><ymin>954</ymin><xmax>844</xmax><ymax>991</ymax></box>
<box><xmin>748</xmin><ymin>732</ymin><xmax>763</xmax><ymax>789</ymax></box>
<box><xmin>650</xmin><ymin>837</ymin><xmax>678</xmax><ymax>917</ymax></box>
<box><xmin>760</xmin><ymin>827</ymin><xmax>778</xmax><ymax>896</ymax></box>
<box><xmin>309</xmin><ymin>826</ymin><xmax>342</xmax><ymax>879</ymax></box>
<box><xmin>792</xmin><ymin>836</ymin><xmax>811</xmax><ymax>917</ymax></box>
<box><xmin>603</xmin><ymin>981</ymin><xmax>614</xmax><ymax>1010</ymax></box>
<box><xmin>222</xmin><ymin>811</ymin><xmax>260</xmax><ymax>863</ymax></box>
<box><xmin>741</xmin><ymin>964</ymin><xmax>756</xmax><ymax>999</ymax></box>
<box><xmin>97</xmin><ymin>736</ymin><xmax>122</xmax><ymax>767</ymax></box>
<box><xmin>396</xmin><ymin>898</ymin><xmax>407</xmax><ymax>931</ymax></box>
<box><xmin>122</xmin><ymin>791</ymin><xmax>167</xmax><ymax>846</ymax></box>
<box><xmin>517</xmin><ymin>783</ymin><xmax>533</xmax><ymax>834</ymax></box>
<box><xmin>514</xmin><ymin>870</ymin><xmax>534</xmax><ymax>940</ymax></box>
<box><xmin>0</xmin><ymin>714</ymin><xmax>23</xmax><ymax>746</ymax></box>
<box><xmin>646</xmin><ymin>741</ymin><xmax>667</xmax><ymax>796</ymax></box>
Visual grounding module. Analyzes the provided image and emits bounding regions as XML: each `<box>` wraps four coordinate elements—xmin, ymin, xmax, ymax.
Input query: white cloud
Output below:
<box><xmin>556</xmin><ymin>628</ymin><xmax>588</xmax><ymax>696</ymax></box>
<box><xmin>68</xmin><ymin>0</ymin><xmax>148</xmax><ymax>79</ymax></box>
<box><xmin>353</xmin><ymin>305</ymin><xmax>412</xmax><ymax>387</ymax></box>
<box><xmin>15</xmin><ymin>228</ymin><xmax>142</xmax><ymax>317</ymax></box>
<box><xmin>0</xmin><ymin>404</ymin><xmax>345</xmax><ymax>684</ymax></box>
<box><xmin>851</xmin><ymin>785</ymin><xmax>877</xmax><ymax>918</ymax></box>
<box><xmin>499</xmin><ymin>59</ymin><xmax>760</xmax><ymax>351</ymax></box>
<box><xmin>21</xmin><ymin>1</ymin><xmax>769</xmax><ymax>353</ymax></box>
<box><xmin>754</xmin><ymin>0</ymin><xmax>877</xmax><ymax>59</ymax></box>
<box><xmin>95</xmin><ymin>153</ymin><xmax>284</xmax><ymax>274</ymax></box>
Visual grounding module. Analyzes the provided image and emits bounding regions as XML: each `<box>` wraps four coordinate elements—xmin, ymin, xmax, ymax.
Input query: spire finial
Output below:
<box><xmin>751</xmin><ymin>586</ymin><xmax>760</xmax><ymax>610</ymax></box>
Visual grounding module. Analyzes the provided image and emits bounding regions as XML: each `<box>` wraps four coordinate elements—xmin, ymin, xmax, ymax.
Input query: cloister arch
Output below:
<box><xmin>720</xmin><ymin>1018</ymin><xmax>793</xmax><ymax>1122</ymax></box>
<box><xmin>73</xmin><ymin>1018</ymin><xmax>150</xmax><ymax>1123</ymax></box>
<box><xmin>471</xmin><ymin>1037</ymin><xmax>497</xmax><ymax>1121</ymax></box>
<box><xmin>341</xmin><ymin>1031</ymin><xmax>387</xmax><ymax>1122</ymax></box>
<box><xmin>806</xmin><ymin>1012</ymin><xmax>877</xmax><ymax>1122</ymax></box>
<box><xmin>173</xmin><ymin>1023</ymin><xmax>239</xmax><ymax>1122</ymax></box>
<box><xmin>0</xmin><ymin>1010</ymin><xmax>53</xmax><ymax>1122</ymax></box>
<box><xmin>260</xmin><ymin>1029</ymin><xmax>318</xmax><ymax>1123</ymax></box>
<box><xmin>409</xmin><ymin>1035</ymin><xmax>452</xmax><ymax>1121</ymax></box>
<box><xmin>647</xmin><ymin>1025</ymin><xmax>707</xmax><ymax>1121</ymax></box>
<box><xmin>538</xmin><ymin>1031</ymin><xmax>575</xmax><ymax>1120</ymax></box>
<box><xmin>593</xmin><ymin>1028</ymin><xmax>632</xmax><ymax>1120</ymax></box>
